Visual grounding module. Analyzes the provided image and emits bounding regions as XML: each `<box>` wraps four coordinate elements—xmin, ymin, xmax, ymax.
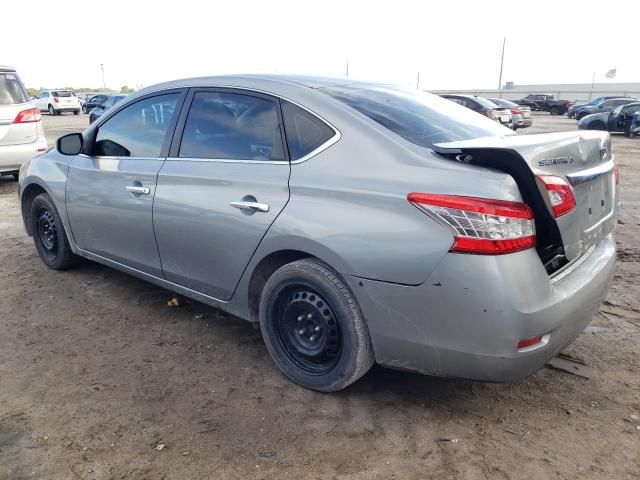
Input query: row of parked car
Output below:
<box><xmin>567</xmin><ymin>96</ymin><xmax>640</xmax><ymax>135</ymax></box>
<box><xmin>440</xmin><ymin>94</ymin><xmax>533</xmax><ymax>130</ymax></box>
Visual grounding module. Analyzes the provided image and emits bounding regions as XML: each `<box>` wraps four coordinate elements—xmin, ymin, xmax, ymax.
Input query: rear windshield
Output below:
<box><xmin>0</xmin><ymin>72</ymin><xmax>29</xmax><ymax>105</ymax></box>
<box><xmin>321</xmin><ymin>85</ymin><xmax>510</xmax><ymax>148</ymax></box>
<box><xmin>490</xmin><ymin>98</ymin><xmax>518</xmax><ymax>108</ymax></box>
<box><xmin>52</xmin><ymin>91</ymin><xmax>73</xmax><ymax>97</ymax></box>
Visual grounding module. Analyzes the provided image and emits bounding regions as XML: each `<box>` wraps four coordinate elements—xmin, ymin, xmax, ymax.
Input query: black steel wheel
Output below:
<box><xmin>36</xmin><ymin>208</ymin><xmax>58</xmax><ymax>262</ymax></box>
<box><xmin>260</xmin><ymin>258</ymin><xmax>374</xmax><ymax>392</ymax></box>
<box><xmin>30</xmin><ymin>193</ymin><xmax>80</xmax><ymax>270</ymax></box>
<box><xmin>273</xmin><ymin>286</ymin><xmax>342</xmax><ymax>375</ymax></box>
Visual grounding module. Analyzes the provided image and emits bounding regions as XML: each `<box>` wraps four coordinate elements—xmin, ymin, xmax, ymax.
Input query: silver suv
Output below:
<box><xmin>19</xmin><ymin>75</ymin><xmax>617</xmax><ymax>392</ymax></box>
<box><xmin>0</xmin><ymin>66</ymin><xmax>47</xmax><ymax>177</ymax></box>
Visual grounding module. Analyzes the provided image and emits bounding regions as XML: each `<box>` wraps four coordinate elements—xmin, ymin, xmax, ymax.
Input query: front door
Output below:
<box><xmin>154</xmin><ymin>89</ymin><xmax>291</xmax><ymax>300</ymax></box>
<box><xmin>66</xmin><ymin>91</ymin><xmax>184</xmax><ymax>276</ymax></box>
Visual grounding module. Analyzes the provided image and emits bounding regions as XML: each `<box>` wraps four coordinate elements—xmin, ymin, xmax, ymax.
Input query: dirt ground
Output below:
<box><xmin>1</xmin><ymin>112</ymin><xmax>639</xmax><ymax>480</ymax></box>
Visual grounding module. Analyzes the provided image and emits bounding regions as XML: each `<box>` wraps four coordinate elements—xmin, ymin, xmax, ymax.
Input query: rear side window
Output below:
<box><xmin>281</xmin><ymin>101</ymin><xmax>336</xmax><ymax>160</ymax></box>
<box><xmin>322</xmin><ymin>85</ymin><xmax>509</xmax><ymax>148</ymax></box>
<box><xmin>179</xmin><ymin>91</ymin><xmax>284</xmax><ymax>161</ymax></box>
<box><xmin>0</xmin><ymin>72</ymin><xmax>29</xmax><ymax>105</ymax></box>
<box><xmin>93</xmin><ymin>93</ymin><xmax>179</xmax><ymax>157</ymax></box>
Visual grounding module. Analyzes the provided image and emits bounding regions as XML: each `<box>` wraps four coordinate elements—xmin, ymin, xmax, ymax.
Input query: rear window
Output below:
<box><xmin>281</xmin><ymin>101</ymin><xmax>336</xmax><ymax>160</ymax></box>
<box><xmin>321</xmin><ymin>85</ymin><xmax>510</xmax><ymax>148</ymax></box>
<box><xmin>0</xmin><ymin>72</ymin><xmax>29</xmax><ymax>105</ymax></box>
<box><xmin>52</xmin><ymin>91</ymin><xmax>73</xmax><ymax>97</ymax></box>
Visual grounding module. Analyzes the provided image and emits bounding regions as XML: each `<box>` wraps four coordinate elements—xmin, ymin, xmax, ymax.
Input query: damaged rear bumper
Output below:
<box><xmin>345</xmin><ymin>234</ymin><xmax>616</xmax><ymax>382</ymax></box>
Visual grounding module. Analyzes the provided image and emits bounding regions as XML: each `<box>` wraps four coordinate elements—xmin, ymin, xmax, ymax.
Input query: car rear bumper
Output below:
<box><xmin>51</xmin><ymin>106</ymin><xmax>80</xmax><ymax>112</ymax></box>
<box><xmin>0</xmin><ymin>137</ymin><xmax>48</xmax><ymax>173</ymax></box>
<box><xmin>345</xmin><ymin>234</ymin><xmax>616</xmax><ymax>382</ymax></box>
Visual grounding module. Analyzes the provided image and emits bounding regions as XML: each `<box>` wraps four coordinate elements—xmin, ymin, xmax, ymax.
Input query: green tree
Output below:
<box><xmin>120</xmin><ymin>85</ymin><xmax>135</xmax><ymax>93</ymax></box>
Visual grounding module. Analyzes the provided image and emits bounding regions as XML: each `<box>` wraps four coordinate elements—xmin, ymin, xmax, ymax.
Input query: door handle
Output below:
<box><xmin>125</xmin><ymin>185</ymin><xmax>151</xmax><ymax>195</ymax></box>
<box><xmin>230</xmin><ymin>201</ymin><xmax>270</xmax><ymax>213</ymax></box>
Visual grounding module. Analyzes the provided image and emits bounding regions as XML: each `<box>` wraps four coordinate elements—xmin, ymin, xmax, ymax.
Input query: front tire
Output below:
<box><xmin>30</xmin><ymin>193</ymin><xmax>80</xmax><ymax>270</ymax></box>
<box><xmin>259</xmin><ymin>259</ymin><xmax>374</xmax><ymax>392</ymax></box>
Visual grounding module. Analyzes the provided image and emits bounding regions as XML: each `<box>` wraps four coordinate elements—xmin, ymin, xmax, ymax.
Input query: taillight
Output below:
<box><xmin>13</xmin><ymin>107</ymin><xmax>41</xmax><ymax>124</ymax></box>
<box><xmin>407</xmin><ymin>193</ymin><xmax>536</xmax><ymax>255</ymax></box>
<box><xmin>536</xmin><ymin>175</ymin><xmax>576</xmax><ymax>218</ymax></box>
<box><xmin>511</xmin><ymin>108</ymin><xmax>523</xmax><ymax>115</ymax></box>
<box><xmin>53</xmin><ymin>96</ymin><xmax>60</xmax><ymax>103</ymax></box>
<box><xmin>614</xmin><ymin>161</ymin><xmax>620</xmax><ymax>185</ymax></box>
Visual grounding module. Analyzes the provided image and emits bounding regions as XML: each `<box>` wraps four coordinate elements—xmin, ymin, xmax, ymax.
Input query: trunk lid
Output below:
<box><xmin>0</xmin><ymin>103</ymin><xmax>38</xmax><ymax>146</ymax></box>
<box><xmin>434</xmin><ymin>130</ymin><xmax>617</xmax><ymax>264</ymax></box>
<box><xmin>52</xmin><ymin>91</ymin><xmax>79</xmax><ymax>108</ymax></box>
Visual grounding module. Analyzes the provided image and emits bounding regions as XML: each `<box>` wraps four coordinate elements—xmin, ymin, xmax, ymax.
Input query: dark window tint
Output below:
<box><xmin>0</xmin><ymin>72</ymin><xmax>29</xmax><ymax>105</ymax></box>
<box><xmin>52</xmin><ymin>90</ymin><xmax>73</xmax><ymax>97</ymax></box>
<box><xmin>322</xmin><ymin>85</ymin><xmax>509</xmax><ymax>148</ymax></box>
<box><xmin>93</xmin><ymin>93</ymin><xmax>179</xmax><ymax>157</ymax></box>
<box><xmin>281</xmin><ymin>101</ymin><xmax>335</xmax><ymax>160</ymax></box>
<box><xmin>179</xmin><ymin>91</ymin><xmax>284</xmax><ymax>161</ymax></box>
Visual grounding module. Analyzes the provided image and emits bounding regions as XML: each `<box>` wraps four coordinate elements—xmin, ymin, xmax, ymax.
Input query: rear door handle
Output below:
<box><xmin>230</xmin><ymin>201</ymin><xmax>270</xmax><ymax>212</ymax></box>
<box><xmin>125</xmin><ymin>185</ymin><xmax>150</xmax><ymax>195</ymax></box>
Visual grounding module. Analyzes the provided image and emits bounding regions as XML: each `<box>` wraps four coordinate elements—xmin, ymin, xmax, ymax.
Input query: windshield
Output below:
<box><xmin>321</xmin><ymin>85</ymin><xmax>511</xmax><ymax>148</ymax></box>
<box><xmin>0</xmin><ymin>72</ymin><xmax>29</xmax><ymax>105</ymax></box>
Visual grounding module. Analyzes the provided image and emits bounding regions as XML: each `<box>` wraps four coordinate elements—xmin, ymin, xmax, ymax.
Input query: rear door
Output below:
<box><xmin>66</xmin><ymin>90</ymin><xmax>185</xmax><ymax>276</ymax></box>
<box><xmin>154</xmin><ymin>88</ymin><xmax>290</xmax><ymax>300</ymax></box>
<box><xmin>0</xmin><ymin>71</ymin><xmax>37</xmax><ymax>147</ymax></box>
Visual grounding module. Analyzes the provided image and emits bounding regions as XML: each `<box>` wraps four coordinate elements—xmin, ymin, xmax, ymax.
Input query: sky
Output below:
<box><xmin>4</xmin><ymin>0</ymin><xmax>640</xmax><ymax>91</ymax></box>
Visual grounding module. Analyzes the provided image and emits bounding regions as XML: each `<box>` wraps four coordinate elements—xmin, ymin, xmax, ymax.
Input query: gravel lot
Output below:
<box><xmin>1</xmin><ymin>112</ymin><xmax>639</xmax><ymax>480</ymax></box>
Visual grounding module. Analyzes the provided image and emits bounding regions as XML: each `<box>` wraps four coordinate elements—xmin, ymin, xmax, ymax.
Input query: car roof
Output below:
<box><xmin>0</xmin><ymin>65</ymin><xmax>16</xmax><ymax>72</ymax></box>
<box><xmin>137</xmin><ymin>74</ymin><xmax>387</xmax><ymax>94</ymax></box>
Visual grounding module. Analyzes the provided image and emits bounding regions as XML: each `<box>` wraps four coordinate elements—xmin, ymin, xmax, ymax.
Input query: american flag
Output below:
<box><xmin>605</xmin><ymin>68</ymin><xmax>617</xmax><ymax>79</ymax></box>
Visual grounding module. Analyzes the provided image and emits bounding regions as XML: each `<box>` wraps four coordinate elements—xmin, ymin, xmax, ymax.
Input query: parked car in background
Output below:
<box><xmin>440</xmin><ymin>94</ymin><xmax>512</xmax><ymax>127</ymax></box>
<box><xmin>88</xmin><ymin>94</ymin><xmax>127</xmax><ymax>124</ymax></box>
<box><xmin>575</xmin><ymin>98</ymin><xmax>638</xmax><ymax>120</ymax></box>
<box><xmin>0</xmin><ymin>65</ymin><xmax>47</xmax><ymax>178</ymax></box>
<box><xmin>82</xmin><ymin>94</ymin><xmax>110</xmax><ymax>114</ymax></box>
<box><xmin>515</xmin><ymin>94</ymin><xmax>572</xmax><ymax>115</ymax></box>
<box><xmin>567</xmin><ymin>96</ymin><xmax>633</xmax><ymax>118</ymax></box>
<box><xmin>488</xmin><ymin>98</ymin><xmax>532</xmax><ymax>130</ymax></box>
<box><xmin>20</xmin><ymin>75</ymin><xmax>617</xmax><ymax>392</ymax></box>
<box><xmin>34</xmin><ymin>90</ymin><xmax>81</xmax><ymax>116</ymax></box>
<box><xmin>578</xmin><ymin>101</ymin><xmax>640</xmax><ymax>132</ymax></box>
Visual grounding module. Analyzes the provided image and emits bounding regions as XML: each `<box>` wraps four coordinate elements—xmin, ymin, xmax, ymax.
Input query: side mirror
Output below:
<box><xmin>57</xmin><ymin>133</ymin><xmax>83</xmax><ymax>155</ymax></box>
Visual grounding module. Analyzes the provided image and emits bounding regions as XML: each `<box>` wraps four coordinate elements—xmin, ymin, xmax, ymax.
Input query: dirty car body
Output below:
<box><xmin>19</xmin><ymin>75</ymin><xmax>618</xmax><ymax>390</ymax></box>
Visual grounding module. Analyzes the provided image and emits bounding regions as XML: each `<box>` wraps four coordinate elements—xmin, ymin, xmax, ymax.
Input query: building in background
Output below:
<box><xmin>431</xmin><ymin>82</ymin><xmax>640</xmax><ymax>102</ymax></box>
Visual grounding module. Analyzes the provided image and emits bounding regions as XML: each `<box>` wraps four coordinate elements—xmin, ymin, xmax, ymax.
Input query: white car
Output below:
<box><xmin>35</xmin><ymin>89</ymin><xmax>81</xmax><ymax>116</ymax></box>
<box><xmin>0</xmin><ymin>66</ymin><xmax>47</xmax><ymax>177</ymax></box>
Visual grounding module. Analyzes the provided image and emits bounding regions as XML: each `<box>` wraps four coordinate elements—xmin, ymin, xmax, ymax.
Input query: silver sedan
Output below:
<box><xmin>19</xmin><ymin>75</ymin><xmax>617</xmax><ymax>391</ymax></box>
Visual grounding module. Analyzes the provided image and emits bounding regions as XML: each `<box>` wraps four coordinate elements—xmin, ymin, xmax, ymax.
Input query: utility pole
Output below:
<box><xmin>498</xmin><ymin>36</ymin><xmax>506</xmax><ymax>93</ymax></box>
<box><xmin>416</xmin><ymin>71</ymin><xmax>420</xmax><ymax>90</ymax></box>
<box><xmin>589</xmin><ymin>72</ymin><xmax>596</xmax><ymax>100</ymax></box>
<box><xmin>345</xmin><ymin>58</ymin><xmax>349</xmax><ymax>77</ymax></box>
<box><xmin>100</xmin><ymin>64</ymin><xmax>105</xmax><ymax>89</ymax></box>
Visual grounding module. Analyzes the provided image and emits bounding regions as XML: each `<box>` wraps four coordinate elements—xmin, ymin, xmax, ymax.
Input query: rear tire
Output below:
<box><xmin>73</xmin><ymin>110</ymin><xmax>79</xmax><ymax>115</ymax></box>
<box><xmin>550</xmin><ymin>106</ymin><xmax>560</xmax><ymax>115</ymax></box>
<box><xmin>48</xmin><ymin>104</ymin><xmax>57</xmax><ymax>116</ymax></box>
<box><xmin>30</xmin><ymin>193</ymin><xmax>80</xmax><ymax>270</ymax></box>
<box><xmin>259</xmin><ymin>258</ymin><xmax>374</xmax><ymax>392</ymax></box>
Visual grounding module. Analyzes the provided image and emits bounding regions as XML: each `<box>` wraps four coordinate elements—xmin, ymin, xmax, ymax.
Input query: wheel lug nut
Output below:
<box><xmin>310</xmin><ymin>335</ymin><xmax>317</xmax><ymax>342</ymax></box>
<box><xmin>307</xmin><ymin>313</ymin><xmax>313</xmax><ymax>319</ymax></box>
<box><xmin>314</xmin><ymin>326</ymin><xmax>321</xmax><ymax>332</ymax></box>
<box><xmin>297</xmin><ymin>315</ymin><xmax>304</xmax><ymax>322</ymax></box>
<box><xmin>298</xmin><ymin>329</ymin><xmax>305</xmax><ymax>335</ymax></box>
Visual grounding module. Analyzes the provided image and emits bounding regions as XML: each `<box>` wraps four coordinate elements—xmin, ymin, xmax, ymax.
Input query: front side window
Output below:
<box><xmin>281</xmin><ymin>101</ymin><xmax>336</xmax><ymax>160</ymax></box>
<box><xmin>92</xmin><ymin>93</ymin><xmax>179</xmax><ymax>157</ymax></box>
<box><xmin>321</xmin><ymin>85</ymin><xmax>510</xmax><ymax>148</ymax></box>
<box><xmin>179</xmin><ymin>91</ymin><xmax>284</xmax><ymax>161</ymax></box>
